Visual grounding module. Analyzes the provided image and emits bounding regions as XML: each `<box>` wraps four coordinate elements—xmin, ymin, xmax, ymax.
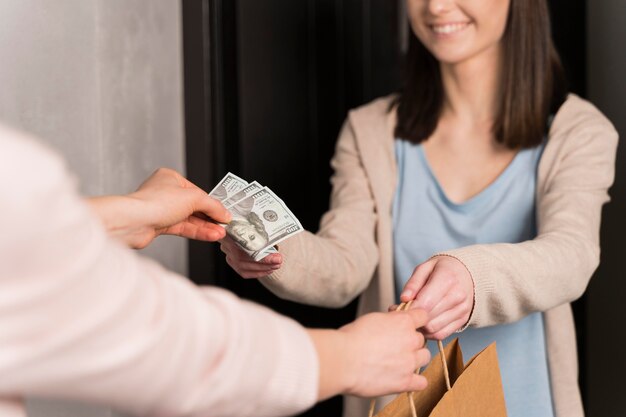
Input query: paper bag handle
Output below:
<box><xmin>367</xmin><ymin>302</ymin><xmax>451</xmax><ymax>417</ymax></box>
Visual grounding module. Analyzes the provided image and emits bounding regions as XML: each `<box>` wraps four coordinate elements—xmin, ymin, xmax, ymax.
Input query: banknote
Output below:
<box><xmin>208</xmin><ymin>172</ymin><xmax>248</xmax><ymax>202</ymax></box>
<box><xmin>208</xmin><ymin>173</ymin><xmax>300</xmax><ymax>260</ymax></box>
<box><xmin>222</xmin><ymin>181</ymin><xmax>263</xmax><ymax>208</ymax></box>
<box><xmin>225</xmin><ymin>186</ymin><xmax>303</xmax><ymax>261</ymax></box>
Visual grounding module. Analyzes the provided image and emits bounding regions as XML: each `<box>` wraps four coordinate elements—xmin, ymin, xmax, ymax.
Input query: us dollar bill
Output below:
<box><xmin>208</xmin><ymin>172</ymin><xmax>248</xmax><ymax>202</ymax></box>
<box><xmin>226</xmin><ymin>186</ymin><xmax>302</xmax><ymax>261</ymax></box>
<box><xmin>222</xmin><ymin>181</ymin><xmax>263</xmax><ymax>208</ymax></box>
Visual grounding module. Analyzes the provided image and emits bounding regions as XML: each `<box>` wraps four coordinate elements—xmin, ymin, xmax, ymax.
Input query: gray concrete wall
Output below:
<box><xmin>0</xmin><ymin>1</ymin><xmax>185</xmax><ymax>416</ymax></box>
<box><xmin>586</xmin><ymin>1</ymin><xmax>626</xmax><ymax>416</ymax></box>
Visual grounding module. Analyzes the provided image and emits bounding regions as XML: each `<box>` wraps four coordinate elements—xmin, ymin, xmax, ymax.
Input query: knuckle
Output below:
<box><xmin>450</xmin><ymin>289</ymin><xmax>465</xmax><ymax>304</ymax></box>
<box><xmin>442</xmin><ymin>273</ymin><xmax>456</xmax><ymax>287</ymax></box>
<box><xmin>191</xmin><ymin>187</ymin><xmax>207</xmax><ymax>199</ymax></box>
<box><xmin>409</xmin><ymin>334</ymin><xmax>422</xmax><ymax>350</ymax></box>
<box><xmin>418</xmin><ymin>297</ymin><xmax>435</xmax><ymax>312</ymax></box>
<box><xmin>401</xmin><ymin>314</ymin><xmax>416</xmax><ymax>329</ymax></box>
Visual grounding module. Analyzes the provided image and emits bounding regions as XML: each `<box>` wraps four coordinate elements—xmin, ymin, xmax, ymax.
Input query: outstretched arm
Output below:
<box><xmin>1</xmin><ymin>126</ymin><xmax>431</xmax><ymax>417</ymax></box>
<box><xmin>87</xmin><ymin>168</ymin><xmax>231</xmax><ymax>249</ymax></box>
<box><xmin>398</xmin><ymin>100</ymin><xmax>619</xmax><ymax>334</ymax></box>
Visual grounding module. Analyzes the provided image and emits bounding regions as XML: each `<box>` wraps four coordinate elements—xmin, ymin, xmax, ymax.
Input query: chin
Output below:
<box><xmin>428</xmin><ymin>46</ymin><xmax>481</xmax><ymax>66</ymax></box>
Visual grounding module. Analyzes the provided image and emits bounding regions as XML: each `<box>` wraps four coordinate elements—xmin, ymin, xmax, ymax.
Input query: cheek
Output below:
<box><xmin>479</xmin><ymin>0</ymin><xmax>510</xmax><ymax>39</ymax></box>
<box><xmin>406</xmin><ymin>1</ymin><xmax>429</xmax><ymax>40</ymax></box>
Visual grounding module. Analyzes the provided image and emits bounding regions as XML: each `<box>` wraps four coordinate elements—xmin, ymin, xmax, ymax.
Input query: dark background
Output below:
<box><xmin>182</xmin><ymin>1</ymin><xmax>588</xmax><ymax>415</ymax></box>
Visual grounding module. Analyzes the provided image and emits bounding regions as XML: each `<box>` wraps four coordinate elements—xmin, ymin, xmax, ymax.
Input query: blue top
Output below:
<box><xmin>392</xmin><ymin>140</ymin><xmax>554</xmax><ymax>417</ymax></box>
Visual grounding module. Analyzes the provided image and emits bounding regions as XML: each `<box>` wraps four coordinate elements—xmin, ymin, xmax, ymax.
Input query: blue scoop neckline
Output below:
<box><xmin>415</xmin><ymin>144</ymin><xmax>522</xmax><ymax>213</ymax></box>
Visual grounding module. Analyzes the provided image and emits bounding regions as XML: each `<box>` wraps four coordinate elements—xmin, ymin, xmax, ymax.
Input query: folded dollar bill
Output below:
<box><xmin>209</xmin><ymin>172</ymin><xmax>303</xmax><ymax>261</ymax></box>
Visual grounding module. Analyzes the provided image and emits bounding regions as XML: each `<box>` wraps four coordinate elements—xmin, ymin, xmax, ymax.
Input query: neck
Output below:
<box><xmin>439</xmin><ymin>45</ymin><xmax>502</xmax><ymax>125</ymax></box>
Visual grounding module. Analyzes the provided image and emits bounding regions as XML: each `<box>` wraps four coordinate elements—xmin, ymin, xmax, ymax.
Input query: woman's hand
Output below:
<box><xmin>308</xmin><ymin>308</ymin><xmax>431</xmax><ymax>401</ymax></box>
<box><xmin>393</xmin><ymin>256</ymin><xmax>474</xmax><ymax>340</ymax></box>
<box><xmin>88</xmin><ymin>168</ymin><xmax>231</xmax><ymax>249</ymax></box>
<box><xmin>219</xmin><ymin>236</ymin><xmax>283</xmax><ymax>278</ymax></box>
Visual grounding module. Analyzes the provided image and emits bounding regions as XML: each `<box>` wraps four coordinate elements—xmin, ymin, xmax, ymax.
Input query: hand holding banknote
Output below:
<box><xmin>89</xmin><ymin>168</ymin><xmax>231</xmax><ymax>249</ymax></box>
<box><xmin>220</xmin><ymin>237</ymin><xmax>283</xmax><ymax>278</ymax></box>
<box><xmin>210</xmin><ymin>173</ymin><xmax>302</xmax><ymax>266</ymax></box>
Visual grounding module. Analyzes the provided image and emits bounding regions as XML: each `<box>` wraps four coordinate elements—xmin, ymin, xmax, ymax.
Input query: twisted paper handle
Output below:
<box><xmin>367</xmin><ymin>302</ymin><xmax>451</xmax><ymax>417</ymax></box>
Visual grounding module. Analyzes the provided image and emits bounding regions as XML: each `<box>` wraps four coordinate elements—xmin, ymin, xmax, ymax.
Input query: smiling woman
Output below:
<box><xmin>218</xmin><ymin>1</ymin><xmax>618</xmax><ymax>417</ymax></box>
<box><xmin>398</xmin><ymin>0</ymin><xmax>566</xmax><ymax>150</ymax></box>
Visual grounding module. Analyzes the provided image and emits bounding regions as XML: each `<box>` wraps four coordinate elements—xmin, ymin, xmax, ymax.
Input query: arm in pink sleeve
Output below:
<box><xmin>0</xmin><ymin>126</ymin><xmax>318</xmax><ymax>417</ymax></box>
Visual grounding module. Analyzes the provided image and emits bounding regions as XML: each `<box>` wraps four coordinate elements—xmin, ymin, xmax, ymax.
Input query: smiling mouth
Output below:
<box><xmin>430</xmin><ymin>22</ymin><xmax>470</xmax><ymax>35</ymax></box>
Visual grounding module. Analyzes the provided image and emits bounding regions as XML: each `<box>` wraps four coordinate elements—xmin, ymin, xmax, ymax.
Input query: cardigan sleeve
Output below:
<box><xmin>259</xmin><ymin>119</ymin><xmax>380</xmax><ymax>308</ymax></box>
<box><xmin>440</xmin><ymin>98</ymin><xmax>619</xmax><ymax>327</ymax></box>
<box><xmin>0</xmin><ymin>126</ymin><xmax>318</xmax><ymax>417</ymax></box>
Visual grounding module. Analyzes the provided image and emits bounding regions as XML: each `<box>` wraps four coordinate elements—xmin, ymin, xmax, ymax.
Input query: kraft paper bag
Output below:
<box><xmin>371</xmin><ymin>338</ymin><xmax>507</xmax><ymax>417</ymax></box>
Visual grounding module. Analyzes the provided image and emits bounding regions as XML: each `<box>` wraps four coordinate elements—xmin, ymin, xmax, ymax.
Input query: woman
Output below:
<box><xmin>221</xmin><ymin>0</ymin><xmax>618</xmax><ymax>416</ymax></box>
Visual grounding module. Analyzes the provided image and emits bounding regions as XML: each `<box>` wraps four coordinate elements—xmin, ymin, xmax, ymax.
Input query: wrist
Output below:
<box><xmin>86</xmin><ymin>195</ymin><xmax>153</xmax><ymax>248</ymax></box>
<box><xmin>306</xmin><ymin>328</ymin><xmax>353</xmax><ymax>401</ymax></box>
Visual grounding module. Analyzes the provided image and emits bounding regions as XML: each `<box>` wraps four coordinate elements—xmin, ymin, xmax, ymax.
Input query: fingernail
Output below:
<box><xmin>401</xmin><ymin>290</ymin><xmax>412</xmax><ymax>299</ymax></box>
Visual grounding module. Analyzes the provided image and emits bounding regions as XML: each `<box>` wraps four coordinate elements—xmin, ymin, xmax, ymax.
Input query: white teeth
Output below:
<box><xmin>432</xmin><ymin>23</ymin><xmax>468</xmax><ymax>35</ymax></box>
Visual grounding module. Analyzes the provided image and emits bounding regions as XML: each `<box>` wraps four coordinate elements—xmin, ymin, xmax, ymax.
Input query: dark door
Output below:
<box><xmin>182</xmin><ymin>1</ymin><xmax>402</xmax><ymax>415</ymax></box>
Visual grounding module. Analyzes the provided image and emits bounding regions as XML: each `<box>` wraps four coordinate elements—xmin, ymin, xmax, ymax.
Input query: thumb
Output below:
<box><xmin>196</xmin><ymin>195</ymin><xmax>232</xmax><ymax>224</ymax></box>
<box><xmin>400</xmin><ymin>259</ymin><xmax>437</xmax><ymax>302</ymax></box>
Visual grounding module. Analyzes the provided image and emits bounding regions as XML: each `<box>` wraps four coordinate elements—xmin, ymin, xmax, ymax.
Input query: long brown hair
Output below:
<box><xmin>393</xmin><ymin>0</ymin><xmax>567</xmax><ymax>149</ymax></box>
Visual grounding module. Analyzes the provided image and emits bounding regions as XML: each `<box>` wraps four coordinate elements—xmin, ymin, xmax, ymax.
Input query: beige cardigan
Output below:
<box><xmin>261</xmin><ymin>94</ymin><xmax>618</xmax><ymax>417</ymax></box>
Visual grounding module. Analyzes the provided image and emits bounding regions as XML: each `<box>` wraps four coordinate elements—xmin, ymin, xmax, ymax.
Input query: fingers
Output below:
<box><xmin>414</xmin><ymin>348</ymin><xmax>431</xmax><ymax>374</ymax></box>
<box><xmin>403</xmin><ymin>256</ymin><xmax>473</xmax><ymax>340</ymax></box>
<box><xmin>225</xmin><ymin>255</ymin><xmax>281</xmax><ymax>272</ymax></box>
<box><xmin>424</xmin><ymin>317</ymin><xmax>468</xmax><ymax>341</ymax></box>
<box><xmin>400</xmin><ymin>259</ymin><xmax>437</xmax><ymax>302</ymax></box>
<box><xmin>220</xmin><ymin>237</ymin><xmax>283</xmax><ymax>265</ymax></box>
<box><xmin>256</xmin><ymin>252</ymin><xmax>283</xmax><ymax>266</ymax></box>
<box><xmin>398</xmin><ymin>348</ymin><xmax>430</xmax><ymax>393</ymax></box>
<box><xmin>195</xmin><ymin>194</ymin><xmax>231</xmax><ymax>224</ymax></box>
<box><xmin>426</xmin><ymin>287</ymin><xmax>466</xmax><ymax>320</ymax></box>
<box><xmin>192</xmin><ymin>223</ymin><xmax>227</xmax><ymax>241</ymax></box>
<box><xmin>186</xmin><ymin>217</ymin><xmax>228</xmax><ymax>241</ymax></box>
<box><xmin>411</xmin><ymin>267</ymin><xmax>454</xmax><ymax>314</ymax></box>
<box><xmin>224</xmin><ymin>256</ymin><xmax>276</xmax><ymax>278</ymax></box>
<box><xmin>406</xmin><ymin>374</ymin><xmax>428</xmax><ymax>393</ymax></box>
<box><xmin>402</xmin><ymin>308</ymin><xmax>429</xmax><ymax>330</ymax></box>
<box><xmin>220</xmin><ymin>237</ymin><xmax>283</xmax><ymax>278</ymax></box>
<box><xmin>165</xmin><ymin>217</ymin><xmax>227</xmax><ymax>242</ymax></box>
<box><xmin>422</xmin><ymin>303</ymin><xmax>469</xmax><ymax>339</ymax></box>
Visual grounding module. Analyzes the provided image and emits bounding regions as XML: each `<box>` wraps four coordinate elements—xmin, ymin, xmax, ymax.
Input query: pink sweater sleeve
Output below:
<box><xmin>0</xmin><ymin>126</ymin><xmax>318</xmax><ymax>417</ymax></box>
